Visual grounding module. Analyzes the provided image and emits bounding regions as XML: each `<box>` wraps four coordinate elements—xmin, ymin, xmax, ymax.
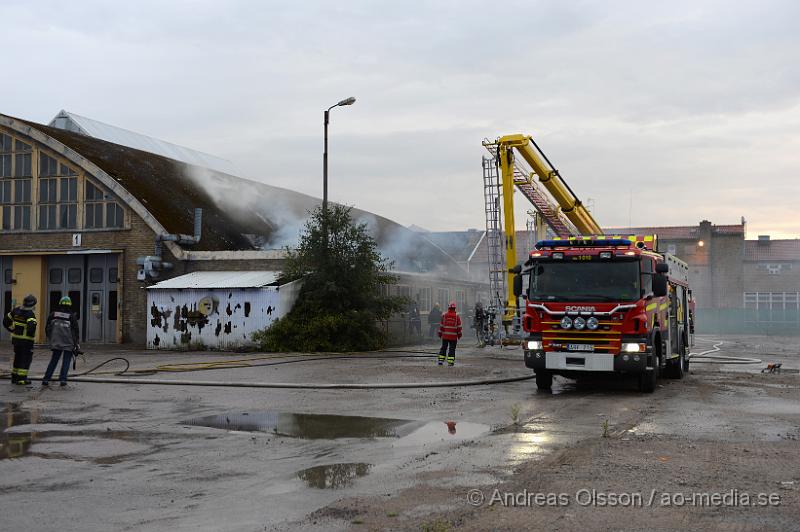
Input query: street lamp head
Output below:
<box><xmin>337</xmin><ymin>96</ymin><xmax>356</xmax><ymax>106</ymax></box>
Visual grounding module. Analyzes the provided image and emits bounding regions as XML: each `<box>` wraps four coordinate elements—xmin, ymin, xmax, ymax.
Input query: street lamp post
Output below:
<box><xmin>323</xmin><ymin>96</ymin><xmax>356</xmax><ymax>217</ymax></box>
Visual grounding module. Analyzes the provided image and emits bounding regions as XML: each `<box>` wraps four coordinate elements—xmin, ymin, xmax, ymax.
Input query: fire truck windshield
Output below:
<box><xmin>527</xmin><ymin>260</ymin><xmax>640</xmax><ymax>302</ymax></box>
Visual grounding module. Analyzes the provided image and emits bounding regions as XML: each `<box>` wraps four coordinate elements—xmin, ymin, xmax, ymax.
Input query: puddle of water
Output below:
<box><xmin>297</xmin><ymin>462</ymin><xmax>372</xmax><ymax>489</ymax></box>
<box><xmin>183</xmin><ymin>412</ymin><xmax>492</xmax><ymax>444</ymax></box>
<box><xmin>0</xmin><ymin>402</ymin><xmax>40</xmax><ymax>460</ymax></box>
<box><xmin>396</xmin><ymin>421</ymin><xmax>490</xmax><ymax>445</ymax></box>
<box><xmin>1</xmin><ymin>402</ymin><xmax>152</xmax><ymax>463</ymax></box>
<box><xmin>183</xmin><ymin>412</ymin><xmax>417</xmax><ymax>439</ymax></box>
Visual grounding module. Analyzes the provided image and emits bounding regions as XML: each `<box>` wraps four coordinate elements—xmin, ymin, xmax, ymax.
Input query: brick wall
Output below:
<box><xmin>0</xmin><ymin>213</ymin><xmax>162</xmax><ymax>344</ymax></box>
<box><xmin>743</xmin><ymin>261</ymin><xmax>800</xmax><ymax>293</ymax></box>
<box><xmin>710</xmin><ymin>234</ymin><xmax>745</xmax><ymax>308</ymax></box>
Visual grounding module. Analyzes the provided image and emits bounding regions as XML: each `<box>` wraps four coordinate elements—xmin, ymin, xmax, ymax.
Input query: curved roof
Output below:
<box><xmin>2</xmin><ymin>113</ymin><xmax>467</xmax><ymax>276</ymax></box>
<box><xmin>49</xmin><ymin>110</ymin><xmax>239</xmax><ymax>175</ymax></box>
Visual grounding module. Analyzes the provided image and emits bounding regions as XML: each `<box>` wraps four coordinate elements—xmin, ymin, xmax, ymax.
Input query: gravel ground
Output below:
<box><xmin>0</xmin><ymin>335</ymin><xmax>798</xmax><ymax>531</ymax></box>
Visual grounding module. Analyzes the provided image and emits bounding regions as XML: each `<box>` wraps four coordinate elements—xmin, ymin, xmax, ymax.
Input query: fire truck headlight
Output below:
<box><xmin>560</xmin><ymin>317</ymin><xmax>573</xmax><ymax>329</ymax></box>
<box><xmin>573</xmin><ymin>317</ymin><xmax>586</xmax><ymax>330</ymax></box>
<box><xmin>586</xmin><ymin>317</ymin><xmax>599</xmax><ymax>330</ymax></box>
<box><xmin>526</xmin><ymin>340</ymin><xmax>543</xmax><ymax>350</ymax></box>
<box><xmin>622</xmin><ymin>342</ymin><xmax>645</xmax><ymax>353</ymax></box>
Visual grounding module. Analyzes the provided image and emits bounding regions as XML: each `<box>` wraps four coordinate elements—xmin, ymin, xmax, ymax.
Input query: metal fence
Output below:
<box><xmin>697</xmin><ymin>308</ymin><xmax>800</xmax><ymax>336</ymax></box>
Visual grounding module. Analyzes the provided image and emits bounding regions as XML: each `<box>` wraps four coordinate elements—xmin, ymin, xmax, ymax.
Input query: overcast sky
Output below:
<box><xmin>2</xmin><ymin>0</ymin><xmax>799</xmax><ymax>238</ymax></box>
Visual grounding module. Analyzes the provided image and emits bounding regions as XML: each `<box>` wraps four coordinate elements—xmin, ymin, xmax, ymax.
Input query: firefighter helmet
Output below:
<box><xmin>23</xmin><ymin>294</ymin><xmax>37</xmax><ymax>307</ymax></box>
<box><xmin>448</xmin><ymin>301</ymin><xmax>457</xmax><ymax>309</ymax></box>
<box><xmin>59</xmin><ymin>296</ymin><xmax>72</xmax><ymax>307</ymax></box>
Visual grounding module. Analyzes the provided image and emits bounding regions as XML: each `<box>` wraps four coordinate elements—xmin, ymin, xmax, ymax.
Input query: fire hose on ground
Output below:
<box><xmin>3</xmin><ymin>350</ymin><xmax>537</xmax><ymax>389</ymax></box>
<box><xmin>687</xmin><ymin>341</ymin><xmax>762</xmax><ymax>365</ymax></box>
<box><xmin>0</xmin><ymin>341</ymin><xmax>773</xmax><ymax>389</ymax></box>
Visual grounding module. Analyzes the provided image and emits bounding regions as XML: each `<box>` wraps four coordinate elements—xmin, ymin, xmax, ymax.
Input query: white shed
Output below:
<box><xmin>145</xmin><ymin>271</ymin><xmax>300</xmax><ymax>350</ymax></box>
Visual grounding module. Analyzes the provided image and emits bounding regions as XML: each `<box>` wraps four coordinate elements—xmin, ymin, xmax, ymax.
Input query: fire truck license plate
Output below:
<box><xmin>567</xmin><ymin>344</ymin><xmax>594</xmax><ymax>352</ymax></box>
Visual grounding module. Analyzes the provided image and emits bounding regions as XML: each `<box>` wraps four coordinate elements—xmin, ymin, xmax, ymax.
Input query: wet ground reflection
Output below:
<box><xmin>0</xmin><ymin>403</ymin><xmax>40</xmax><ymax>459</ymax></box>
<box><xmin>183</xmin><ymin>412</ymin><xmax>417</xmax><ymax>439</ymax></box>
<box><xmin>183</xmin><ymin>412</ymin><xmax>491</xmax><ymax>442</ymax></box>
<box><xmin>297</xmin><ymin>462</ymin><xmax>372</xmax><ymax>489</ymax></box>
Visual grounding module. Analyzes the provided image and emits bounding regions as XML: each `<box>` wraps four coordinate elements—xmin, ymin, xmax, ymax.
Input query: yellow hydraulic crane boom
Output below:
<box><xmin>496</xmin><ymin>134</ymin><xmax>602</xmax><ymax>235</ymax></box>
<box><xmin>489</xmin><ymin>133</ymin><xmax>602</xmax><ymax>322</ymax></box>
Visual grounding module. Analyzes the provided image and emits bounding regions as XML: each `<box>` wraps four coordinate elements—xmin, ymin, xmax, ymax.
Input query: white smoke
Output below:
<box><xmin>183</xmin><ymin>165</ymin><xmax>469</xmax><ymax>278</ymax></box>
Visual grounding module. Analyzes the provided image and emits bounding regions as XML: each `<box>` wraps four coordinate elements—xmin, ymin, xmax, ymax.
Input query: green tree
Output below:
<box><xmin>253</xmin><ymin>205</ymin><xmax>404</xmax><ymax>351</ymax></box>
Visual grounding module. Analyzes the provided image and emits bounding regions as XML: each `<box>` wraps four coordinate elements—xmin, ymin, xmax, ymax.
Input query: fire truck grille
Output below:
<box><xmin>542</xmin><ymin>321</ymin><xmax>621</xmax><ymax>352</ymax></box>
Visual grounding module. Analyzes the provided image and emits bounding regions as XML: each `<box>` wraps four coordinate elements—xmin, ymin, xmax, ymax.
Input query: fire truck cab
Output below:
<box><xmin>514</xmin><ymin>235</ymin><xmax>693</xmax><ymax>393</ymax></box>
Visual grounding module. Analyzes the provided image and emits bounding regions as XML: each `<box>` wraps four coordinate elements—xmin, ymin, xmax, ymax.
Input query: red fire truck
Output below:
<box><xmin>513</xmin><ymin>235</ymin><xmax>693</xmax><ymax>393</ymax></box>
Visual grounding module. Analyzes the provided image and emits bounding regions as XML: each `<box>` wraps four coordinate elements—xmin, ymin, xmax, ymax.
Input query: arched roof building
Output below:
<box><xmin>0</xmin><ymin>112</ymin><xmax>476</xmax><ymax>345</ymax></box>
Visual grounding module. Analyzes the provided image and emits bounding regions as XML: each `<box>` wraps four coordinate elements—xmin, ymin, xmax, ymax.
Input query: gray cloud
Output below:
<box><xmin>2</xmin><ymin>0</ymin><xmax>799</xmax><ymax>237</ymax></box>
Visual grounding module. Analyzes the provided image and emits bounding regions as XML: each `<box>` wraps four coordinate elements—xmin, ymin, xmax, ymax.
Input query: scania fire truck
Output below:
<box><xmin>513</xmin><ymin>235</ymin><xmax>693</xmax><ymax>393</ymax></box>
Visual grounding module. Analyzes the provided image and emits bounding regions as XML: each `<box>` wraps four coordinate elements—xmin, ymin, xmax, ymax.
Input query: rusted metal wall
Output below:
<box><xmin>146</xmin><ymin>283</ymin><xmax>299</xmax><ymax>349</ymax></box>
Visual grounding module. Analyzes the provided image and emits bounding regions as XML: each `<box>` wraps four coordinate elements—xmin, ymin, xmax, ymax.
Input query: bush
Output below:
<box><xmin>253</xmin><ymin>205</ymin><xmax>403</xmax><ymax>352</ymax></box>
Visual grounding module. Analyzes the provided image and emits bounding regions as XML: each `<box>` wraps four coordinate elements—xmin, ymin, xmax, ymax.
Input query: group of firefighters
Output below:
<box><xmin>5</xmin><ymin>296</ymin><xmax>478</xmax><ymax>383</ymax></box>
<box><xmin>3</xmin><ymin>294</ymin><xmax>80</xmax><ymax>387</ymax></box>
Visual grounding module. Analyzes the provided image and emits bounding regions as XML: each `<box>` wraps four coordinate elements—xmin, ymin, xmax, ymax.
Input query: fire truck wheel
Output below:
<box><xmin>535</xmin><ymin>372</ymin><xmax>553</xmax><ymax>390</ymax></box>
<box><xmin>665</xmin><ymin>356</ymin><xmax>684</xmax><ymax>379</ymax></box>
<box><xmin>681</xmin><ymin>335</ymin><xmax>690</xmax><ymax>373</ymax></box>
<box><xmin>638</xmin><ymin>368</ymin><xmax>657</xmax><ymax>393</ymax></box>
<box><xmin>665</xmin><ymin>341</ymin><xmax>687</xmax><ymax>379</ymax></box>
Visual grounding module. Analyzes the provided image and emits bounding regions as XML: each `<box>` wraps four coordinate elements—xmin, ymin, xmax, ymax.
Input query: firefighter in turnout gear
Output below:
<box><xmin>43</xmin><ymin>296</ymin><xmax>80</xmax><ymax>387</ymax></box>
<box><xmin>3</xmin><ymin>294</ymin><xmax>38</xmax><ymax>385</ymax></box>
<box><xmin>437</xmin><ymin>301</ymin><xmax>462</xmax><ymax>366</ymax></box>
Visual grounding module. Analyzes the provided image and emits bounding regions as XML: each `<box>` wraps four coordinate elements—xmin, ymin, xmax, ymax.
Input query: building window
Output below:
<box><xmin>39</xmin><ymin>177</ymin><xmax>58</xmax><ymax>229</ymax></box>
<box><xmin>455</xmin><ymin>290</ymin><xmax>466</xmax><ymax>312</ymax></box>
<box><xmin>758</xmin><ymin>263</ymin><xmax>790</xmax><ymax>275</ymax></box>
<box><xmin>0</xmin><ymin>134</ymin><xmax>11</xmax><ymax>177</ymax></box>
<box><xmin>0</xmin><ymin>138</ymin><xmax>127</xmax><ymax>232</ymax></box>
<box><xmin>37</xmin><ymin>153</ymin><xmax>78</xmax><ymax>230</ymax></box>
<box><xmin>49</xmin><ymin>268</ymin><xmax>63</xmax><ymax>285</ymax></box>
<box><xmin>40</xmin><ymin>153</ymin><xmax>59</xmax><ymax>177</ymax></box>
<box><xmin>744</xmin><ymin>292</ymin><xmax>800</xmax><ymax>327</ymax></box>
<box><xmin>89</xmin><ymin>268</ymin><xmax>103</xmax><ymax>283</ymax></box>
<box><xmin>106</xmin><ymin>202</ymin><xmax>124</xmax><ymax>228</ymax></box>
<box><xmin>0</xmin><ymin>134</ymin><xmax>11</xmax><ymax>151</ymax></box>
<box><xmin>68</xmin><ymin>268</ymin><xmax>81</xmax><ymax>284</ymax></box>
<box><xmin>418</xmin><ymin>287</ymin><xmax>432</xmax><ymax>312</ymax></box>
<box><xmin>59</xmin><ymin>177</ymin><xmax>78</xmax><ymax>229</ymax></box>
<box><xmin>109</xmin><ymin>268</ymin><xmax>118</xmax><ymax>284</ymax></box>
<box><xmin>437</xmin><ymin>288</ymin><xmax>449</xmax><ymax>310</ymax></box>
<box><xmin>0</xmin><ymin>179</ymin><xmax>11</xmax><ymax>230</ymax></box>
<box><xmin>395</xmin><ymin>284</ymin><xmax>411</xmax><ymax>300</ymax></box>
<box><xmin>13</xmin><ymin>140</ymin><xmax>32</xmax><ymax>178</ymax></box>
<box><xmin>85</xmin><ymin>180</ymin><xmax>124</xmax><ymax>229</ymax></box>
<box><xmin>12</xmin><ymin>178</ymin><xmax>31</xmax><ymax>230</ymax></box>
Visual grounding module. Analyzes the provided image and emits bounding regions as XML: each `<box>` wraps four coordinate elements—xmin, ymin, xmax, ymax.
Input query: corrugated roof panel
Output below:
<box><xmin>48</xmin><ymin>110</ymin><xmax>239</xmax><ymax>176</ymax></box>
<box><xmin>148</xmin><ymin>271</ymin><xmax>282</xmax><ymax>289</ymax></box>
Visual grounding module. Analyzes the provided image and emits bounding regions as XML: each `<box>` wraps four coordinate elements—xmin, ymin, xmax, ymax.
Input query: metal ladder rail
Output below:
<box><xmin>481</xmin><ymin>141</ymin><xmax>577</xmax><ymax>239</ymax></box>
<box><xmin>482</xmin><ymin>156</ymin><xmax>506</xmax><ymax>321</ymax></box>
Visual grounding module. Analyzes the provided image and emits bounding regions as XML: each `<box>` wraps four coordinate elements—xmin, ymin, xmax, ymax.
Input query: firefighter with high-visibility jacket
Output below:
<box><xmin>3</xmin><ymin>294</ymin><xmax>38</xmax><ymax>385</ymax></box>
<box><xmin>437</xmin><ymin>301</ymin><xmax>462</xmax><ymax>366</ymax></box>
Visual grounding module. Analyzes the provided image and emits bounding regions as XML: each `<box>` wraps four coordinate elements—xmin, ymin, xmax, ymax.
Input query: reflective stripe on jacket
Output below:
<box><xmin>4</xmin><ymin>307</ymin><xmax>37</xmax><ymax>346</ymax></box>
<box><xmin>438</xmin><ymin>310</ymin><xmax>462</xmax><ymax>341</ymax></box>
<box><xmin>46</xmin><ymin>309</ymin><xmax>80</xmax><ymax>350</ymax></box>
